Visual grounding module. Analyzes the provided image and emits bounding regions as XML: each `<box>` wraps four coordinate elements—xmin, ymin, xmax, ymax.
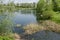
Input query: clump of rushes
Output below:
<box><xmin>41</xmin><ymin>20</ymin><xmax>60</xmax><ymax>33</ymax></box>
<box><xmin>23</xmin><ymin>20</ymin><xmax>60</xmax><ymax>34</ymax></box>
<box><xmin>23</xmin><ymin>24</ymin><xmax>46</xmax><ymax>34</ymax></box>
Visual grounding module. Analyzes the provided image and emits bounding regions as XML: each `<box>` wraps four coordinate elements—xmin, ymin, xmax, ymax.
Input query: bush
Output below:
<box><xmin>0</xmin><ymin>13</ymin><xmax>13</xmax><ymax>35</ymax></box>
<box><xmin>52</xmin><ymin>12</ymin><xmax>60</xmax><ymax>23</ymax></box>
<box><xmin>36</xmin><ymin>0</ymin><xmax>55</xmax><ymax>20</ymax></box>
<box><xmin>52</xmin><ymin>0</ymin><xmax>60</xmax><ymax>12</ymax></box>
<box><xmin>36</xmin><ymin>10</ymin><xmax>55</xmax><ymax>20</ymax></box>
<box><xmin>41</xmin><ymin>11</ymin><xmax>54</xmax><ymax>20</ymax></box>
<box><xmin>36</xmin><ymin>0</ymin><xmax>45</xmax><ymax>13</ymax></box>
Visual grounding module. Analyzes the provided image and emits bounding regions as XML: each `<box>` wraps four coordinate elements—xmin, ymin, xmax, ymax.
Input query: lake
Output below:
<box><xmin>0</xmin><ymin>9</ymin><xmax>60</xmax><ymax>40</ymax></box>
<box><xmin>11</xmin><ymin>9</ymin><xmax>37</xmax><ymax>34</ymax></box>
<box><xmin>12</xmin><ymin>10</ymin><xmax>37</xmax><ymax>26</ymax></box>
<box><xmin>0</xmin><ymin>9</ymin><xmax>37</xmax><ymax>33</ymax></box>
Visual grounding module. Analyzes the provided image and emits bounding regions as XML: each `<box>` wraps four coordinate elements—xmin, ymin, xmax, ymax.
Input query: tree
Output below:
<box><xmin>52</xmin><ymin>0</ymin><xmax>58</xmax><ymax>11</ymax></box>
<box><xmin>37</xmin><ymin>0</ymin><xmax>45</xmax><ymax>13</ymax></box>
<box><xmin>36</xmin><ymin>0</ymin><xmax>54</xmax><ymax>20</ymax></box>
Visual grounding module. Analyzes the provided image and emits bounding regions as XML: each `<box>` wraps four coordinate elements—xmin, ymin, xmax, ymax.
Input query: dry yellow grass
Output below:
<box><xmin>41</xmin><ymin>20</ymin><xmax>60</xmax><ymax>33</ymax></box>
<box><xmin>23</xmin><ymin>24</ymin><xmax>46</xmax><ymax>34</ymax></box>
<box><xmin>23</xmin><ymin>20</ymin><xmax>60</xmax><ymax>34</ymax></box>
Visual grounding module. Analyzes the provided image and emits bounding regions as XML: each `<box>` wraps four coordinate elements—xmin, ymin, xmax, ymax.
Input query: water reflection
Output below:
<box><xmin>0</xmin><ymin>9</ymin><xmax>37</xmax><ymax>34</ymax></box>
<box><xmin>12</xmin><ymin>10</ymin><xmax>37</xmax><ymax>34</ymax></box>
<box><xmin>12</xmin><ymin>10</ymin><xmax>37</xmax><ymax>26</ymax></box>
<box><xmin>0</xmin><ymin>9</ymin><xmax>60</xmax><ymax>40</ymax></box>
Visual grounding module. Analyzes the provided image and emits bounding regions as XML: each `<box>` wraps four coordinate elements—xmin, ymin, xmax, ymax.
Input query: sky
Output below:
<box><xmin>2</xmin><ymin>0</ymin><xmax>39</xmax><ymax>4</ymax></box>
<box><xmin>14</xmin><ymin>0</ymin><xmax>39</xmax><ymax>3</ymax></box>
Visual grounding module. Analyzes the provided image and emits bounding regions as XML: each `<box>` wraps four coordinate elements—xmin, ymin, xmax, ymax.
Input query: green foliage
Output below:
<box><xmin>52</xmin><ymin>0</ymin><xmax>59</xmax><ymax>11</ymax></box>
<box><xmin>0</xmin><ymin>13</ymin><xmax>13</xmax><ymax>35</ymax></box>
<box><xmin>52</xmin><ymin>12</ymin><xmax>60</xmax><ymax>23</ymax></box>
<box><xmin>52</xmin><ymin>0</ymin><xmax>60</xmax><ymax>11</ymax></box>
<box><xmin>36</xmin><ymin>0</ymin><xmax>45</xmax><ymax>13</ymax></box>
<box><xmin>36</xmin><ymin>0</ymin><xmax>60</xmax><ymax>23</ymax></box>
<box><xmin>7</xmin><ymin>1</ymin><xmax>15</xmax><ymax>6</ymax></box>
<box><xmin>41</xmin><ymin>10</ymin><xmax>55</xmax><ymax>20</ymax></box>
<box><xmin>37</xmin><ymin>0</ymin><xmax>52</xmax><ymax>13</ymax></box>
<box><xmin>0</xmin><ymin>35</ymin><xmax>14</xmax><ymax>40</ymax></box>
<box><xmin>36</xmin><ymin>0</ymin><xmax>53</xmax><ymax>20</ymax></box>
<box><xmin>36</xmin><ymin>10</ymin><xmax>55</xmax><ymax>21</ymax></box>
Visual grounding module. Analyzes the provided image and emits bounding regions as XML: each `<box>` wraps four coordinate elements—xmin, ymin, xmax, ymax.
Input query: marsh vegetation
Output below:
<box><xmin>0</xmin><ymin>0</ymin><xmax>60</xmax><ymax>40</ymax></box>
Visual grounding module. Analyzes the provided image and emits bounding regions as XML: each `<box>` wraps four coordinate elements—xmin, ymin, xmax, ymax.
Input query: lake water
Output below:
<box><xmin>0</xmin><ymin>9</ymin><xmax>60</xmax><ymax>40</ymax></box>
<box><xmin>12</xmin><ymin>10</ymin><xmax>37</xmax><ymax>26</ymax></box>
<box><xmin>0</xmin><ymin>9</ymin><xmax>37</xmax><ymax>34</ymax></box>
<box><xmin>11</xmin><ymin>10</ymin><xmax>37</xmax><ymax>34</ymax></box>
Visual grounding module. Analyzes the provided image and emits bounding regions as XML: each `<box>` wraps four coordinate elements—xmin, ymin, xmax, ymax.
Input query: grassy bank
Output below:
<box><xmin>23</xmin><ymin>20</ymin><xmax>60</xmax><ymax>34</ymax></box>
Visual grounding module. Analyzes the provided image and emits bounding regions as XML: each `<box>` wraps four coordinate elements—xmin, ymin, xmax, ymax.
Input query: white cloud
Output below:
<box><xmin>13</xmin><ymin>0</ymin><xmax>39</xmax><ymax>3</ymax></box>
<box><xmin>1</xmin><ymin>0</ymin><xmax>39</xmax><ymax>4</ymax></box>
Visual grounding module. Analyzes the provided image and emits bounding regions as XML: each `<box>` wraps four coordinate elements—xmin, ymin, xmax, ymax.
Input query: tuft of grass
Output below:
<box><xmin>41</xmin><ymin>20</ymin><xmax>60</xmax><ymax>33</ymax></box>
<box><xmin>23</xmin><ymin>24</ymin><xmax>46</xmax><ymax>34</ymax></box>
<box><xmin>23</xmin><ymin>20</ymin><xmax>60</xmax><ymax>34</ymax></box>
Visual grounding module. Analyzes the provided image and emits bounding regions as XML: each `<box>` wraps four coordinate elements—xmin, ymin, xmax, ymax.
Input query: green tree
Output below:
<box><xmin>52</xmin><ymin>0</ymin><xmax>58</xmax><ymax>11</ymax></box>
<box><xmin>36</xmin><ymin>0</ymin><xmax>53</xmax><ymax>20</ymax></box>
<box><xmin>37</xmin><ymin>0</ymin><xmax>45</xmax><ymax>13</ymax></box>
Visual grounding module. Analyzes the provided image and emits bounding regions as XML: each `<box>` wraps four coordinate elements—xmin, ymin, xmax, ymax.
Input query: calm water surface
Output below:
<box><xmin>11</xmin><ymin>10</ymin><xmax>37</xmax><ymax>34</ymax></box>
<box><xmin>12</xmin><ymin>10</ymin><xmax>37</xmax><ymax>26</ymax></box>
<box><xmin>0</xmin><ymin>9</ymin><xmax>60</xmax><ymax>40</ymax></box>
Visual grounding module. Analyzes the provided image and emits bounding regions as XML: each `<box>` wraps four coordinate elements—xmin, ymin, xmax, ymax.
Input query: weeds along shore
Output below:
<box><xmin>23</xmin><ymin>20</ymin><xmax>60</xmax><ymax>34</ymax></box>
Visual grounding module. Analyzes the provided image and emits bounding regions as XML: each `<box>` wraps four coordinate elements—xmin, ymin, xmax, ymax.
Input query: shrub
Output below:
<box><xmin>41</xmin><ymin>11</ymin><xmax>54</xmax><ymax>20</ymax></box>
<box><xmin>0</xmin><ymin>14</ymin><xmax>13</xmax><ymax>35</ymax></box>
<box><xmin>36</xmin><ymin>10</ymin><xmax>55</xmax><ymax>20</ymax></box>
<box><xmin>52</xmin><ymin>12</ymin><xmax>60</xmax><ymax>23</ymax></box>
